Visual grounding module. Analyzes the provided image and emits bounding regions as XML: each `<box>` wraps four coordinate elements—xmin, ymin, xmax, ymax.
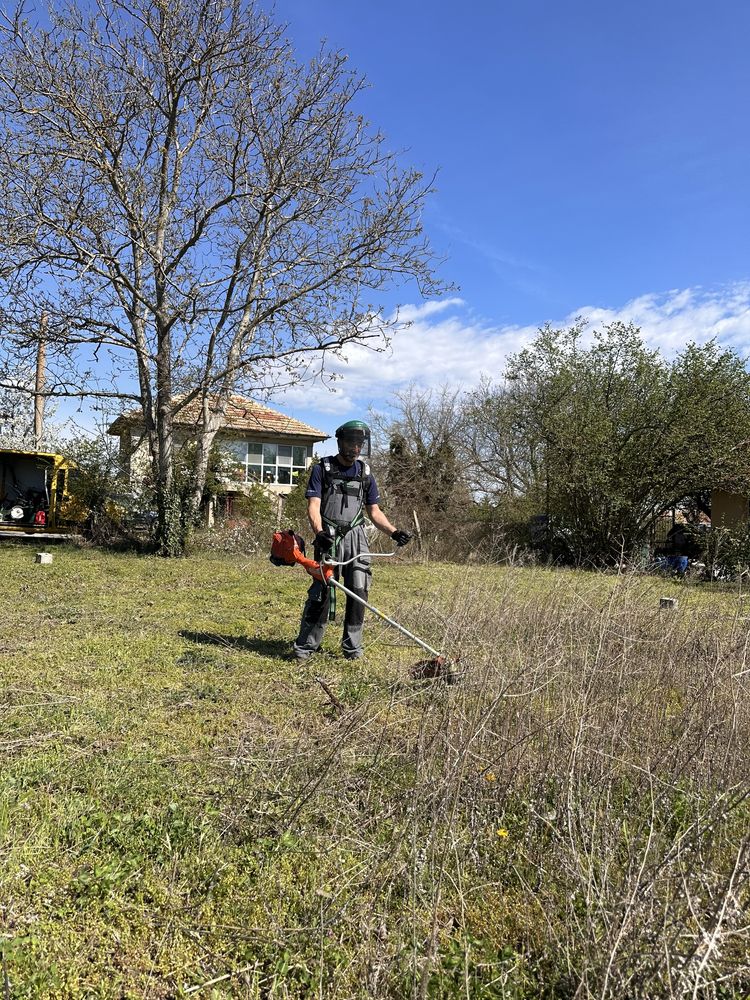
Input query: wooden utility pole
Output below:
<box><xmin>33</xmin><ymin>313</ymin><xmax>47</xmax><ymax>449</ymax></box>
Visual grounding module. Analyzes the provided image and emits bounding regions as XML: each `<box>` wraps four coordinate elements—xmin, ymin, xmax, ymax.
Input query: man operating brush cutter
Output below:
<box><xmin>271</xmin><ymin>529</ymin><xmax>455</xmax><ymax>680</ymax></box>
<box><xmin>291</xmin><ymin>420</ymin><xmax>411</xmax><ymax>662</ymax></box>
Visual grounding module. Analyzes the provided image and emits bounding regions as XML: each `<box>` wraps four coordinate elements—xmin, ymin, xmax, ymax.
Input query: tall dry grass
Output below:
<box><xmin>220</xmin><ymin>570</ymin><xmax>749</xmax><ymax>998</ymax></box>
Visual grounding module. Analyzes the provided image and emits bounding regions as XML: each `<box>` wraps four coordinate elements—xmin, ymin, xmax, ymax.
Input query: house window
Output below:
<box><xmin>226</xmin><ymin>440</ymin><xmax>309</xmax><ymax>485</ymax></box>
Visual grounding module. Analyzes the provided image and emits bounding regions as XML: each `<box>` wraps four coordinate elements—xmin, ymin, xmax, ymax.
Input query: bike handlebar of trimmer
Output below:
<box><xmin>321</xmin><ymin>548</ymin><xmax>399</xmax><ymax>569</ymax></box>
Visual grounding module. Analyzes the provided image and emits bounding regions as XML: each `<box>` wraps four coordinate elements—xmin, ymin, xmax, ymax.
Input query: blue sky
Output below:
<box><xmin>270</xmin><ymin>0</ymin><xmax>750</xmax><ymax>442</ymax></box>
<box><xmin>41</xmin><ymin>1</ymin><xmax>750</xmax><ymax>446</ymax></box>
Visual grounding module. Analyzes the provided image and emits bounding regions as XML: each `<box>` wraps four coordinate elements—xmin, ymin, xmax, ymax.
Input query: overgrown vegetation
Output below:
<box><xmin>188</xmin><ymin>473</ymin><xmax>309</xmax><ymax>557</ymax></box>
<box><xmin>373</xmin><ymin>324</ymin><xmax>750</xmax><ymax>567</ymax></box>
<box><xmin>1</xmin><ymin>545</ymin><xmax>747</xmax><ymax>997</ymax></box>
<box><xmin>700</xmin><ymin>525</ymin><xmax>750</xmax><ymax>581</ymax></box>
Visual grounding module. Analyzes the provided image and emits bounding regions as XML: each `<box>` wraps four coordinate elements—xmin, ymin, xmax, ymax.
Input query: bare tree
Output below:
<box><xmin>463</xmin><ymin>375</ymin><xmax>548</xmax><ymax>506</ymax></box>
<box><xmin>372</xmin><ymin>384</ymin><xmax>472</xmax><ymax>557</ymax></box>
<box><xmin>0</xmin><ymin>0</ymin><xmax>444</xmax><ymax>552</ymax></box>
<box><xmin>0</xmin><ymin>357</ymin><xmax>66</xmax><ymax>448</ymax></box>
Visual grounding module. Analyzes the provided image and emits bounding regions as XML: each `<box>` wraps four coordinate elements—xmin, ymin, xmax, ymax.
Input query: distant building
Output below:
<box><xmin>108</xmin><ymin>395</ymin><xmax>327</xmax><ymax>517</ymax></box>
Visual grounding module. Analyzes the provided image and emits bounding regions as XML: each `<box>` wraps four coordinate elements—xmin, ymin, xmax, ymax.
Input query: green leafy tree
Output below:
<box><xmin>63</xmin><ymin>433</ymin><xmax>122</xmax><ymax>512</ymax></box>
<box><xmin>466</xmin><ymin>321</ymin><xmax>750</xmax><ymax>564</ymax></box>
<box><xmin>60</xmin><ymin>431</ymin><xmax>142</xmax><ymax>545</ymax></box>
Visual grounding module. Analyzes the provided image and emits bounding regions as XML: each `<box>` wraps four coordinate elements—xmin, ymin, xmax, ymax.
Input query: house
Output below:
<box><xmin>108</xmin><ymin>395</ymin><xmax>328</xmax><ymax>515</ymax></box>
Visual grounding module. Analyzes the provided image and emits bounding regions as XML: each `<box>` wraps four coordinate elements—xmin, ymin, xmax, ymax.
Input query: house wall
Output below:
<box><xmin>711</xmin><ymin>489</ymin><xmax>749</xmax><ymax>530</ymax></box>
<box><xmin>122</xmin><ymin>429</ymin><xmax>151</xmax><ymax>480</ymax></box>
<box><xmin>117</xmin><ymin>427</ymin><xmax>318</xmax><ymax>497</ymax></box>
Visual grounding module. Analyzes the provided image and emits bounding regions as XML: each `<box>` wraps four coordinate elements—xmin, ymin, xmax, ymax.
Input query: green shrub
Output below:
<box><xmin>701</xmin><ymin>526</ymin><xmax>750</xmax><ymax>579</ymax></box>
<box><xmin>191</xmin><ymin>483</ymin><xmax>281</xmax><ymax>555</ymax></box>
<box><xmin>278</xmin><ymin>476</ymin><xmax>310</xmax><ymax>538</ymax></box>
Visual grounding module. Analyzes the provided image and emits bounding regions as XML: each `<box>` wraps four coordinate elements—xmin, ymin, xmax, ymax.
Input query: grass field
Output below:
<box><xmin>0</xmin><ymin>543</ymin><xmax>748</xmax><ymax>998</ymax></box>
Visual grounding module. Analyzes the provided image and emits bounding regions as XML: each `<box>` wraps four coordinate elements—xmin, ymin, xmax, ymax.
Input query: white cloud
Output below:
<box><xmin>55</xmin><ymin>282</ymin><xmax>750</xmax><ymax>446</ymax></box>
<box><xmin>576</xmin><ymin>284</ymin><xmax>750</xmax><ymax>354</ymax></box>
<box><xmin>270</xmin><ymin>282</ymin><xmax>750</xmax><ymax>435</ymax></box>
<box><xmin>277</xmin><ymin>304</ymin><xmax>538</xmax><ymax>424</ymax></box>
<box><xmin>394</xmin><ymin>297</ymin><xmax>465</xmax><ymax>323</ymax></box>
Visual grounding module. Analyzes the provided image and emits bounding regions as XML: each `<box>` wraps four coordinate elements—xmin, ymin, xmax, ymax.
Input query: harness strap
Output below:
<box><xmin>322</xmin><ymin>512</ymin><xmax>365</xmax><ymax>535</ymax></box>
<box><xmin>328</xmin><ymin>533</ymin><xmax>338</xmax><ymax>621</ymax></box>
<box><xmin>319</xmin><ymin>456</ymin><xmax>370</xmax><ymax>620</ymax></box>
<box><xmin>320</xmin><ymin>457</ymin><xmax>370</xmax><ymax>533</ymax></box>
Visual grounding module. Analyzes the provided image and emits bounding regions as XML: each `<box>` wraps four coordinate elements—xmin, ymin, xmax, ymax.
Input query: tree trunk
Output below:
<box><xmin>154</xmin><ymin>324</ymin><xmax>177</xmax><ymax>554</ymax></box>
<box><xmin>189</xmin><ymin>396</ymin><xmax>226</xmax><ymax>525</ymax></box>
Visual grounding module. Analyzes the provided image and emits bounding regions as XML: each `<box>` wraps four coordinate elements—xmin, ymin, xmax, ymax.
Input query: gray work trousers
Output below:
<box><xmin>293</xmin><ymin>525</ymin><xmax>372</xmax><ymax>658</ymax></box>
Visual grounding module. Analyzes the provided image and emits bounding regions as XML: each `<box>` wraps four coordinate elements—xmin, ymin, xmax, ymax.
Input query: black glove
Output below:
<box><xmin>391</xmin><ymin>528</ymin><xmax>412</xmax><ymax>547</ymax></box>
<box><xmin>315</xmin><ymin>530</ymin><xmax>334</xmax><ymax>553</ymax></box>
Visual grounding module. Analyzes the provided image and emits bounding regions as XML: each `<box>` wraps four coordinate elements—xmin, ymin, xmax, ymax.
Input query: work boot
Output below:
<box><xmin>290</xmin><ymin>648</ymin><xmax>314</xmax><ymax>662</ymax></box>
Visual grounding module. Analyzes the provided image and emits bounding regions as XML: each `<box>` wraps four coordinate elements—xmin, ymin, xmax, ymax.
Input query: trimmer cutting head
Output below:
<box><xmin>410</xmin><ymin>655</ymin><xmax>459</xmax><ymax>684</ymax></box>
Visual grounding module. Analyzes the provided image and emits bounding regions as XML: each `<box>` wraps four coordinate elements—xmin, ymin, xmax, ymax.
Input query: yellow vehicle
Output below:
<box><xmin>0</xmin><ymin>449</ymin><xmax>85</xmax><ymax>537</ymax></box>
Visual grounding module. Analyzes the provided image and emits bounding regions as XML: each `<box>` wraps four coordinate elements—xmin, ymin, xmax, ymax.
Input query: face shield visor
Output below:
<box><xmin>336</xmin><ymin>428</ymin><xmax>370</xmax><ymax>461</ymax></box>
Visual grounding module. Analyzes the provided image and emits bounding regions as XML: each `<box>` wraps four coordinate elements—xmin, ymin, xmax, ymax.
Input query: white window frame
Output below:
<box><xmin>226</xmin><ymin>440</ymin><xmax>310</xmax><ymax>486</ymax></box>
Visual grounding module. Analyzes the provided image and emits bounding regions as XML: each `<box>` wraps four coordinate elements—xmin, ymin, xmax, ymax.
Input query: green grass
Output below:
<box><xmin>0</xmin><ymin>544</ymin><xmax>748</xmax><ymax>998</ymax></box>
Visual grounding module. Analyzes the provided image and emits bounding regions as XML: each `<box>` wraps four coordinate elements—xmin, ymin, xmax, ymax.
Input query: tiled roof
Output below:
<box><xmin>108</xmin><ymin>394</ymin><xmax>327</xmax><ymax>442</ymax></box>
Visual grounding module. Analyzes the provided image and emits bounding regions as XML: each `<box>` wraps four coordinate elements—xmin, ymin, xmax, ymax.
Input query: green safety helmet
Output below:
<box><xmin>335</xmin><ymin>419</ymin><xmax>371</xmax><ymax>457</ymax></box>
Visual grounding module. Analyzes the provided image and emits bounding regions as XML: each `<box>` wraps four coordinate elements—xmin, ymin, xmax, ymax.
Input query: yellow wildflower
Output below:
<box><xmin>496</xmin><ymin>827</ymin><xmax>509</xmax><ymax>839</ymax></box>
<box><xmin>484</xmin><ymin>771</ymin><xmax>496</xmax><ymax>782</ymax></box>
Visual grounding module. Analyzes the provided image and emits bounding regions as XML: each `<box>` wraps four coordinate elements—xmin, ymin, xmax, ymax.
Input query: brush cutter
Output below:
<box><xmin>269</xmin><ymin>530</ymin><xmax>456</xmax><ymax>681</ymax></box>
